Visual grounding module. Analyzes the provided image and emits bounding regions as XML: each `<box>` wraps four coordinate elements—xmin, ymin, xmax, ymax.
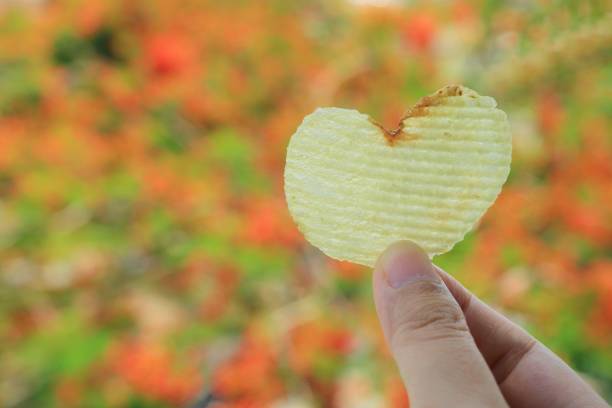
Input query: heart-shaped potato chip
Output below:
<box><xmin>284</xmin><ymin>85</ymin><xmax>512</xmax><ymax>267</ymax></box>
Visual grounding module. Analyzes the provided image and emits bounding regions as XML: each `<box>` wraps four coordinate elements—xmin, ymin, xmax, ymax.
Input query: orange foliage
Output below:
<box><xmin>213</xmin><ymin>333</ymin><xmax>284</xmax><ymax>404</ymax></box>
<box><xmin>537</xmin><ymin>91</ymin><xmax>565</xmax><ymax>136</ymax></box>
<box><xmin>111</xmin><ymin>341</ymin><xmax>201</xmax><ymax>404</ymax></box>
<box><xmin>386</xmin><ymin>377</ymin><xmax>410</xmax><ymax>408</ymax></box>
<box><xmin>289</xmin><ymin>320</ymin><xmax>354</xmax><ymax>376</ymax></box>
<box><xmin>0</xmin><ymin>1</ymin><xmax>610</xmax><ymax>406</ymax></box>
<box><xmin>588</xmin><ymin>261</ymin><xmax>612</xmax><ymax>342</ymax></box>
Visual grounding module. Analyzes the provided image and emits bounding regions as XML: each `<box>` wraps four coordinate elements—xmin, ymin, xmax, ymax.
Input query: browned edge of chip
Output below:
<box><xmin>367</xmin><ymin>84</ymin><xmax>467</xmax><ymax>146</ymax></box>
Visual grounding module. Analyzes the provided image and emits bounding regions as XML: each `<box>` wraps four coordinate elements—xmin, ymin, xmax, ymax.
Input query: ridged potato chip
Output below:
<box><xmin>284</xmin><ymin>85</ymin><xmax>512</xmax><ymax>267</ymax></box>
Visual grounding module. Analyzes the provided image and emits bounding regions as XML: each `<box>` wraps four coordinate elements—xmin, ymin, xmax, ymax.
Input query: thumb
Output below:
<box><xmin>372</xmin><ymin>241</ymin><xmax>507</xmax><ymax>408</ymax></box>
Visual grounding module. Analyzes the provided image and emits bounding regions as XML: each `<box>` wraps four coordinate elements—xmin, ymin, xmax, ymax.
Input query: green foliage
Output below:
<box><xmin>0</xmin><ymin>1</ymin><xmax>610</xmax><ymax>406</ymax></box>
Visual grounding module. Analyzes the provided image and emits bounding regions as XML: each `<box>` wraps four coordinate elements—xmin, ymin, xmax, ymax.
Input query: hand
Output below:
<box><xmin>372</xmin><ymin>241</ymin><xmax>609</xmax><ymax>408</ymax></box>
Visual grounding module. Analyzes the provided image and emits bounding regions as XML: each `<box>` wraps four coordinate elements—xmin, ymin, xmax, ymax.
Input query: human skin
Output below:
<box><xmin>372</xmin><ymin>241</ymin><xmax>610</xmax><ymax>408</ymax></box>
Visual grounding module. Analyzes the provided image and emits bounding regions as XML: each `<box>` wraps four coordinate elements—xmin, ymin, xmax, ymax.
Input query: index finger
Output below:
<box><xmin>435</xmin><ymin>266</ymin><xmax>609</xmax><ymax>408</ymax></box>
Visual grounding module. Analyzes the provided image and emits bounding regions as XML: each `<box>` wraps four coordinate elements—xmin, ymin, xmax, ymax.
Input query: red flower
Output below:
<box><xmin>401</xmin><ymin>12</ymin><xmax>438</xmax><ymax>53</ymax></box>
<box><xmin>241</xmin><ymin>199</ymin><xmax>301</xmax><ymax>247</ymax></box>
<box><xmin>145</xmin><ymin>33</ymin><xmax>197</xmax><ymax>77</ymax></box>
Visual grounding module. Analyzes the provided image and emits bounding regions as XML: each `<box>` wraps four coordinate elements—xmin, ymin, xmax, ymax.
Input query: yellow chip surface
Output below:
<box><xmin>284</xmin><ymin>85</ymin><xmax>512</xmax><ymax>267</ymax></box>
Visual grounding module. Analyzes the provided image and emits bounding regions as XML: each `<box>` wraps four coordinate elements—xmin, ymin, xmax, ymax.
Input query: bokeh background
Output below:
<box><xmin>0</xmin><ymin>0</ymin><xmax>611</xmax><ymax>406</ymax></box>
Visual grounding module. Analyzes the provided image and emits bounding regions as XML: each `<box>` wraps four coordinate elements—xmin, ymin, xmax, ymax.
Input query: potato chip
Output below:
<box><xmin>284</xmin><ymin>85</ymin><xmax>512</xmax><ymax>267</ymax></box>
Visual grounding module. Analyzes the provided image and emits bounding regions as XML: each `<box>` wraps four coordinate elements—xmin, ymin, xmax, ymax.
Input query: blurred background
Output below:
<box><xmin>0</xmin><ymin>0</ymin><xmax>610</xmax><ymax>406</ymax></box>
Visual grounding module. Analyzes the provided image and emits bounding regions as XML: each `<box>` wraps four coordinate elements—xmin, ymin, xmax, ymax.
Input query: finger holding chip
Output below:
<box><xmin>284</xmin><ymin>85</ymin><xmax>512</xmax><ymax>267</ymax></box>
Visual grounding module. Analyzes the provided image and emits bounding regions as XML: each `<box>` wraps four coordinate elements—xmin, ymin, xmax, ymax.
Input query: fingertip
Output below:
<box><xmin>374</xmin><ymin>240</ymin><xmax>436</xmax><ymax>289</ymax></box>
